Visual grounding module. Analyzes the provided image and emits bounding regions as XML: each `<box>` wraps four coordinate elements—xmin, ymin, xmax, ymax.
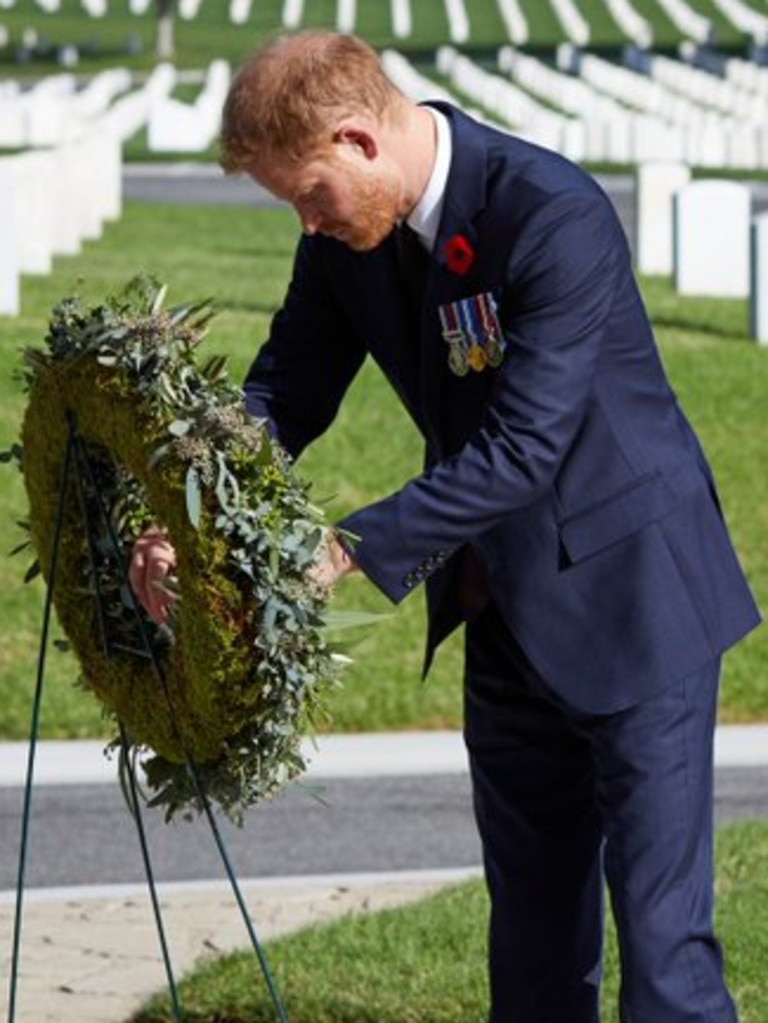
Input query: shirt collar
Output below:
<box><xmin>406</xmin><ymin>106</ymin><xmax>451</xmax><ymax>252</ymax></box>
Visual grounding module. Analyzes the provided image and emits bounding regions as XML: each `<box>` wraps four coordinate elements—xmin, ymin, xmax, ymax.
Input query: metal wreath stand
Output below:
<box><xmin>6</xmin><ymin>410</ymin><xmax>290</xmax><ymax>1023</ymax></box>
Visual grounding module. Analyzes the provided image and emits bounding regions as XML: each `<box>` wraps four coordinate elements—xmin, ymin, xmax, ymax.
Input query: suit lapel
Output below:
<box><xmin>418</xmin><ymin>104</ymin><xmax>490</xmax><ymax>451</ymax></box>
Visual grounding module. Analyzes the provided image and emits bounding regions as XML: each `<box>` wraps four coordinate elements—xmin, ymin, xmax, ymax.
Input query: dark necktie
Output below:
<box><xmin>396</xmin><ymin>223</ymin><xmax>430</xmax><ymax>313</ymax></box>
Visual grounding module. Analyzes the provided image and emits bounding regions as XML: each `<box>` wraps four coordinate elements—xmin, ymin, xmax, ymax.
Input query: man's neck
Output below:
<box><xmin>397</xmin><ymin>103</ymin><xmax>439</xmax><ymax>220</ymax></box>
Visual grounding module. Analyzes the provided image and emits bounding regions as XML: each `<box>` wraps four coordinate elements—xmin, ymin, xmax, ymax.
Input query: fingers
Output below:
<box><xmin>308</xmin><ymin>532</ymin><xmax>358</xmax><ymax>589</ymax></box>
<box><xmin>128</xmin><ymin>526</ymin><xmax>178</xmax><ymax>625</ymax></box>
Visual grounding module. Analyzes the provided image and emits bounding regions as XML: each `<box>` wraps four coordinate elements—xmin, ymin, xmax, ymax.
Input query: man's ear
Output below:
<box><xmin>333</xmin><ymin>120</ymin><xmax>378</xmax><ymax>160</ymax></box>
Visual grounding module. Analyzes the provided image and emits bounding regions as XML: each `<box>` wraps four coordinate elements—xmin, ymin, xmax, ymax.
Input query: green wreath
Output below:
<box><xmin>8</xmin><ymin>277</ymin><xmax>344</xmax><ymax>822</ymax></box>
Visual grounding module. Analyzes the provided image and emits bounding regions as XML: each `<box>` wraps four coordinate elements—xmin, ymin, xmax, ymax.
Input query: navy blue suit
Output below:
<box><xmin>244</xmin><ymin>104</ymin><xmax>761</xmax><ymax>1021</ymax></box>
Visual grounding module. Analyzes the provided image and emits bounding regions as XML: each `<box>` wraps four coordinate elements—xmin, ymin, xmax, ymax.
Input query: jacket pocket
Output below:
<box><xmin>559</xmin><ymin>471</ymin><xmax>677</xmax><ymax>564</ymax></box>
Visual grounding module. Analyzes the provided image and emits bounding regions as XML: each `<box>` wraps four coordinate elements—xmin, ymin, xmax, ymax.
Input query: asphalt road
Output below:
<box><xmin>1</xmin><ymin>768</ymin><xmax>767</xmax><ymax>890</ymax></box>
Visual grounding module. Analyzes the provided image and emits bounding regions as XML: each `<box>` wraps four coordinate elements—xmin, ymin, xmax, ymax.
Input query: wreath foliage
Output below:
<box><xmin>9</xmin><ymin>276</ymin><xmax>344</xmax><ymax>822</ymax></box>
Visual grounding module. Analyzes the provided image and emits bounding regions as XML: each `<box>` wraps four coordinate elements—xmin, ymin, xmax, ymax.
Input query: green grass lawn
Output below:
<box><xmin>0</xmin><ymin>0</ymin><xmax>753</xmax><ymax>78</ymax></box>
<box><xmin>0</xmin><ymin>199</ymin><xmax>765</xmax><ymax>744</ymax></box>
<box><xmin>129</xmin><ymin>819</ymin><xmax>768</xmax><ymax>1023</ymax></box>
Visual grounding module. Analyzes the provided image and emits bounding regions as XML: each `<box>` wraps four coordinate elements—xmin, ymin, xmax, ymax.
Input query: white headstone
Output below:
<box><xmin>282</xmin><ymin>0</ymin><xmax>302</xmax><ymax>29</ymax></box>
<box><xmin>75</xmin><ymin>133</ymin><xmax>105</xmax><ymax>241</ymax></box>
<box><xmin>750</xmin><ymin>212</ymin><xmax>768</xmax><ymax>345</ymax></box>
<box><xmin>147</xmin><ymin>98</ymin><xmax>204</xmax><ymax>152</ymax></box>
<box><xmin>337</xmin><ymin>0</ymin><xmax>356</xmax><ymax>32</ymax></box>
<box><xmin>229</xmin><ymin>0</ymin><xmax>250</xmax><ymax>23</ymax></box>
<box><xmin>0</xmin><ymin>160</ymin><xmax>20</xmax><ymax>316</ymax></box>
<box><xmin>0</xmin><ymin>94</ymin><xmax>26</xmax><ymax>147</ymax></box>
<box><xmin>6</xmin><ymin>150</ymin><xmax>57</xmax><ymax>274</ymax></box>
<box><xmin>148</xmin><ymin>61</ymin><xmax>228</xmax><ymax>153</ymax></box>
<box><xmin>636</xmin><ymin>161</ymin><xmax>691</xmax><ymax>276</ymax></box>
<box><xmin>53</xmin><ymin>142</ymin><xmax>84</xmax><ymax>256</ymax></box>
<box><xmin>632</xmin><ymin>115</ymin><xmax>684</xmax><ymax>164</ymax></box>
<box><xmin>25</xmin><ymin>73</ymin><xmax>76</xmax><ymax>146</ymax></box>
<box><xmin>674</xmin><ymin>179</ymin><xmax>751</xmax><ymax>298</ymax></box>
<box><xmin>391</xmin><ymin>0</ymin><xmax>412</xmax><ymax>38</ymax></box>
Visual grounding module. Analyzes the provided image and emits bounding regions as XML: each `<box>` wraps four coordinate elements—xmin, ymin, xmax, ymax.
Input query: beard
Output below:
<box><xmin>323</xmin><ymin>170</ymin><xmax>400</xmax><ymax>252</ymax></box>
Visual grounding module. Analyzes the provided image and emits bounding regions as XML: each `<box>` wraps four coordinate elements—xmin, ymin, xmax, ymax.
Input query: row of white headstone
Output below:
<box><xmin>636</xmin><ymin>165</ymin><xmax>768</xmax><ymax>344</ymax></box>
<box><xmin>0</xmin><ymin>62</ymin><xmax>175</xmax><ymax>146</ymax></box>
<box><xmin>0</xmin><ymin>130</ymin><xmax>119</xmax><ymax>314</ymax></box>
<box><xmin>0</xmin><ymin>59</ymin><xmax>227</xmax><ymax>152</ymax></box>
<box><xmin>384</xmin><ymin>51</ymin><xmax>767</xmax><ymax>345</ymax></box>
<box><xmin>0</xmin><ymin>64</ymin><xmax>178</xmax><ymax>316</ymax></box>
<box><xmin>3</xmin><ymin>53</ymin><xmax>766</xmax><ymax>343</ymax></box>
<box><xmin>0</xmin><ymin>67</ymin><xmax>132</xmax><ymax>146</ymax></box>
<box><xmin>434</xmin><ymin>45</ymin><xmax>768</xmax><ymax>170</ymax></box>
<box><xmin>11</xmin><ymin>0</ymin><xmax>768</xmax><ymax>46</ymax></box>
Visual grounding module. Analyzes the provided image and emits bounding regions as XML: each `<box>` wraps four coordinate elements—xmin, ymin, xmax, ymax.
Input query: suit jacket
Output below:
<box><xmin>244</xmin><ymin>103</ymin><xmax>761</xmax><ymax>714</ymax></box>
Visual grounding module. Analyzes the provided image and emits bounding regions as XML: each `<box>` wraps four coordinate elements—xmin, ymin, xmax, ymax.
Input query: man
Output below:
<box><xmin>132</xmin><ymin>31</ymin><xmax>761</xmax><ymax>1023</ymax></box>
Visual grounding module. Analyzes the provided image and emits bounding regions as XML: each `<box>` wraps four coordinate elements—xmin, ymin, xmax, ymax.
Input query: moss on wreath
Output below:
<box><xmin>13</xmin><ymin>277</ymin><xmax>341</xmax><ymax>821</ymax></box>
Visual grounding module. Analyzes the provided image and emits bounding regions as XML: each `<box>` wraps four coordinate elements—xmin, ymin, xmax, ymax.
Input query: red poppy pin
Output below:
<box><xmin>444</xmin><ymin>234</ymin><xmax>475</xmax><ymax>276</ymax></box>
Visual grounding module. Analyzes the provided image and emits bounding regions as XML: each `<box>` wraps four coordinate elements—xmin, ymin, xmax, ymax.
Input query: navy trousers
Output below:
<box><xmin>464</xmin><ymin>601</ymin><xmax>739</xmax><ymax>1023</ymax></box>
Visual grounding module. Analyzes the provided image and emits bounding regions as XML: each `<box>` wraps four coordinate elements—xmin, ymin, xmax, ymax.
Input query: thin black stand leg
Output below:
<box><xmin>191</xmin><ymin>763</ymin><xmax>290</xmax><ymax>1023</ymax></box>
<box><xmin>6</xmin><ymin>423</ymin><xmax>76</xmax><ymax>1023</ymax></box>
<box><xmin>73</xmin><ymin>422</ymin><xmax>290</xmax><ymax>1022</ymax></box>
<box><xmin>118</xmin><ymin>722</ymin><xmax>187</xmax><ymax>1023</ymax></box>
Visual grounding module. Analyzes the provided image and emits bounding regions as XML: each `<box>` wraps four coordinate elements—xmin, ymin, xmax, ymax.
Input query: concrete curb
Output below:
<box><xmin>1</xmin><ymin>725</ymin><xmax>767</xmax><ymax>789</ymax></box>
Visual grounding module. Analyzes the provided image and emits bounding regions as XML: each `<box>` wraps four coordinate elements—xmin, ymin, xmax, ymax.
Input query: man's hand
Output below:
<box><xmin>309</xmin><ymin>531</ymin><xmax>359</xmax><ymax>589</ymax></box>
<box><xmin>129</xmin><ymin>525</ymin><xmax>357</xmax><ymax>624</ymax></box>
<box><xmin>128</xmin><ymin>526</ymin><xmax>178</xmax><ymax>625</ymax></box>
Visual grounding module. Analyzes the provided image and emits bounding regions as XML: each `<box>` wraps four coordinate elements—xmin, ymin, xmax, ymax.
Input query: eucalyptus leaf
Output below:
<box><xmin>23</xmin><ymin>559</ymin><xmax>41</xmax><ymax>583</ymax></box>
<box><xmin>322</xmin><ymin>609</ymin><xmax>394</xmax><ymax>632</ymax></box>
<box><xmin>185</xmin><ymin>465</ymin><xmax>202</xmax><ymax>528</ymax></box>
<box><xmin>149</xmin><ymin>282</ymin><xmax>168</xmax><ymax>315</ymax></box>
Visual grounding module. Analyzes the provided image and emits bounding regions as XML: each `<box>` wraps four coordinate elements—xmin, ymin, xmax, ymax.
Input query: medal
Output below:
<box><xmin>467</xmin><ymin>342</ymin><xmax>488</xmax><ymax>372</ymax></box>
<box><xmin>447</xmin><ymin>341</ymin><xmax>469</xmax><ymax>376</ymax></box>
<box><xmin>438</xmin><ymin>292</ymin><xmax>507</xmax><ymax>376</ymax></box>
<box><xmin>439</xmin><ymin>304</ymin><xmax>469</xmax><ymax>377</ymax></box>
<box><xmin>485</xmin><ymin>338</ymin><xmax>505</xmax><ymax>367</ymax></box>
<box><xmin>477</xmin><ymin>292</ymin><xmax>507</xmax><ymax>367</ymax></box>
<box><xmin>459</xmin><ymin>297</ymin><xmax>488</xmax><ymax>373</ymax></box>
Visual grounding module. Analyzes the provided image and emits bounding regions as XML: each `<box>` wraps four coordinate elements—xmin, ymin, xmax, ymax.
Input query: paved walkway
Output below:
<box><xmin>0</xmin><ymin>868</ymin><xmax>479</xmax><ymax>1023</ymax></box>
<box><xmin>1</xmin><ymin>727</ymin><xmax>766</xmax><ymax>1023</ymax></box>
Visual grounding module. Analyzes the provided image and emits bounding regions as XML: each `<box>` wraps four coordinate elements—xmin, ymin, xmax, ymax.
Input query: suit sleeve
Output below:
<box><xmin>244</xmin><ymin>235</ymin><xmax>367</xmax><ymax>460</ymax></box>
<box><xmin>338</xmin><ymin>190</ymin><xmax>631</xmax><ymax>602</ymax></box>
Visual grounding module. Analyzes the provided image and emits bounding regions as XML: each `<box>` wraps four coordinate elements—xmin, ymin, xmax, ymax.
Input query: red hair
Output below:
<box><xmin>220</xmin><ymin>32</ymin><xmax>403</xmax><ymax>173</ymax></box>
